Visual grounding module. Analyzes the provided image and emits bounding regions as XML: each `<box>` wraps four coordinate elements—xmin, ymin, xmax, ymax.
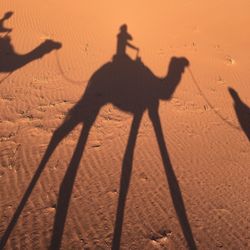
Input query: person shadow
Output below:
<box><xmin>0</xmin><ymin>11</ymin><xmax>13</xmax><ymax>33</ymax></box>
<box><xmin>228</xmin><ymin>87</ymin><xmax>250</xmax><ymax>141</ymax></box>
<box><xmin>0</xmin><ymin>54</ymin><xmax>197</xmax><ymax>249</ymax></box>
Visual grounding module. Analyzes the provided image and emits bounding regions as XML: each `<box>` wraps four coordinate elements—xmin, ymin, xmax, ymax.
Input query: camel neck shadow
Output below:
<box><xmin>0</xmin><ymin>35</ymin><xmax>62</xmax><ymax>73</ymax></box>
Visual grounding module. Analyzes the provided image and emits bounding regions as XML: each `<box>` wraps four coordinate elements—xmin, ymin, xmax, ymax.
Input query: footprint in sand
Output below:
<box><xmin>149</xmin><ymin>228</ymin><xmax>172</xmax><ymax>247</ymax></box>
<box><xmin>225</xmin><ymin>55</ymin><xmax>236</xmax><ymax>65</ymax></box>
<box><xmin>217</xmin><ymin>75</ymin><xmax>225</xmax><ymax>85</ymax></box>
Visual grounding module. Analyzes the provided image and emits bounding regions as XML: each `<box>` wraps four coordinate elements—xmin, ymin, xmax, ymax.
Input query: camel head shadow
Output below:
<box><xmin>2</xmin><ymin>11</ymin><xmax>13</xmax><ymax>20</ymax></box>
<box><xmin>77</xmin><ymin>55</ymin><xmax>190</xmax><ymax>119</ymax></box>
<box><xmin>0</xmin><ymin>11</ymin><xmax>14</xmax><ymax>33</ymax></box>
<box><xmin>0</xmin><ymin>35</ymin><xmax>62</xmax><ymax>73</ymax></box>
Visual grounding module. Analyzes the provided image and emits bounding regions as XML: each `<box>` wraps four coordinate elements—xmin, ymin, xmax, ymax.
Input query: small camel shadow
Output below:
<box><xmin>0</xmin><ymin>35</ymin><xmax>62</xmax><ymax>73</ymax></box>
<box><xmin>0</xmin><ymin>29</ymin><xmax>197</xmax><ymax>249</ymax></box>
<box><xmin>228</xmin><ymin>87</ymin><xmax>250</xmax><ymax>141</ymax></box>
<box><xmin>0</xmin><ymin>11</ymin><xmax>62</xmax><ymax>75</ymax></box>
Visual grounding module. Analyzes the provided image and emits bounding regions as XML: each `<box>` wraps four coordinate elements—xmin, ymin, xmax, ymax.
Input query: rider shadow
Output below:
<box><xmin>0</xmin><ymin>54</ymin><xmax>196</xmax><ymax>249</ymax></box>
<box><xmin>228</xmin><ymin>87</ymin><xmax>250</xmax><ymax>141</ymax></box>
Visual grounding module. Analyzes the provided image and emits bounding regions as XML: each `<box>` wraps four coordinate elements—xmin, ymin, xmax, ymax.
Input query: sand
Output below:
<box><xmin>0</xmin><ymin>0</ymin><xmax>250</xmax><ymax>249</ymax></box>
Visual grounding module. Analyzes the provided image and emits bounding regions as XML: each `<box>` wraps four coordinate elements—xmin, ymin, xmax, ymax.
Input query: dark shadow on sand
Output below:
<box><xmin>228</xmin><ymin>87</ymin><xmax>250</xmax><ymax>141</ymax></box>
<box><xmin>0</xmin><ymin>11</ymin><xmax>62</xmax><ymax>74</ymax></box>
<box><xmin>0</xmin><ymin>28</ymin><xmax>197</xmax><ymax>250</ymax></box>
<box><xmin>0</xmin><ymin>35</ymin><xmax>62</xmax><ymax>73</ymax></box>
<box><xmin>0</xmin><ymin>11</ymin><xmax>13</xmax><ymax>33</ymax></box>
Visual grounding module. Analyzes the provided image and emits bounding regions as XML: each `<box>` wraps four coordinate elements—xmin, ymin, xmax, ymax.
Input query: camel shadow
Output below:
<box><xmin>0</xmin><ymin>54</ymin><xmax>197</xmax><ymax>249</ymax></box>
<box><xmin>0</xmin><ymin>11</ymin><xmax>62</xmax><ymax>74</ymax></box>
<box><xmin>0</xmin><ymin>35</ymin><xmax>62</xmax><ymax>73</ymax></box>
<box><xmin>228</xmin><ymin>87</ymin><xmax>250</xmax><ymax>141</ymax></box>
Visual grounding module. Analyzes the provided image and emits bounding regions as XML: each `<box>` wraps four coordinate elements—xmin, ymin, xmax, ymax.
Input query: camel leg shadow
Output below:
<box><xmin>0</xmin><ymin>116</ymin><xmax>81</xmax><ymax>249</ymax></box>
<box><xmin>112</xmin><ymin>112</ymin><xmax>143</xmax><ymax>250</ymax></box>
<box><xmin>149</xmin><ymin>108</ymin><xmax>197</xmax><ymax>250</ymax></box>
<box><xmin>50</xmin><ymin>121</ymin><xmax>93</xmax><ymax>250</ymax></box>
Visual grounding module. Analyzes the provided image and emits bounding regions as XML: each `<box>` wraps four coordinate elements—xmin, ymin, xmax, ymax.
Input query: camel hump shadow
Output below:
<box><xmin>68</xmin><ymin>55</ymin><xmax>189</xmax><ymax>124</ymax></box>
<box><xmin>0</xmin><ymin>35</ymin><xmax>62</xmax><ymax>73</ymax></box>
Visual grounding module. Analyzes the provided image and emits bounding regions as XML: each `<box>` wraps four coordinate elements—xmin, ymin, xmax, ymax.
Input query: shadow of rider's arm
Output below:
<box><xmin>127</xmin><ymin>42</ymin><xmax>139</xmax><ymax>51</ymax></box>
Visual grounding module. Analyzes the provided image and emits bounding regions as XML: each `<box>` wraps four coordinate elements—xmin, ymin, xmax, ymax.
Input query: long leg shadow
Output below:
<box><xmin>149</xmin><ymin>107</ymin><xmax>197</xmax><ymax>250</ymax></box>
<box><xmin>112</xmin><ymin>111</ymin><xmax>143</xmax><ymax>249</ymax></box>
<box><xmin>112</xmin><ymin>109</ymin><xmax>196</xmax><ymax>250</ymax></box>
<box><xmin>50</xmin><ymin>123</ymin><xmax>91</xmax><ymax>250</ymax></box>
<box><xmin>0</xmin><ymin>102</ymin><xmax>99</xmax><ymax>249</ymax></box>
<box><xmin>0</xmin><ymin>113</ymin><xmax>80</xmax><ymax>249</ymax></box>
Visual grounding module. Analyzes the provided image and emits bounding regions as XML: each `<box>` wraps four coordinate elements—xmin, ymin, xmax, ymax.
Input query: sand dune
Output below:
<box><xmin>0</xmin><ymin>1</ymin><xmax>250</xmax><ymax>249</ymax></box>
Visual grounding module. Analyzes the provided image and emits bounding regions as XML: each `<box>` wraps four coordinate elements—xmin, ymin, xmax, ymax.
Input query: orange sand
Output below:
<box><xmin>0</xmin><ymin>1</ymin><xmax>250</xmax><ymax>249</ymax></box>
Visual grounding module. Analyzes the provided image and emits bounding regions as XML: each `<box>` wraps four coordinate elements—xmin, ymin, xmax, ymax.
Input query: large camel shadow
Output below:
<box><xmin>228</xmin><ymin>87</ymin><xmax>250</xmax><ymax>141</ymax></box>
<box><xmin>0</xmin><ymin>54</ymin><xmax>197</xmax><ymax>249</ymax></box>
